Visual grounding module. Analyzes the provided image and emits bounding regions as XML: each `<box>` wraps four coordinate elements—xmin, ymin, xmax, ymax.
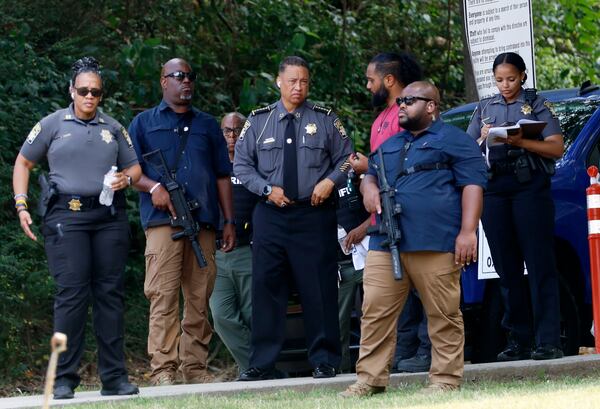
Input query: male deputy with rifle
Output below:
<box><xmin>129</xmin><ymin>58</ymin><xmax>234</xmax><ymax>386</ymax></box>
<box><xmin>340</xmin><ymin>81</ymin><xmax>487</xmax><ymax>397</ymax></box>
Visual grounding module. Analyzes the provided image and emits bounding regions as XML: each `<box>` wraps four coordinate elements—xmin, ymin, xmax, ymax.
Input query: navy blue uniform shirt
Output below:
<box><xmin>129</xmin><ymin>100</ymin><xmax>231</xmax><ymax>229</ymax></box>
<box><xmin>368</xmin><ymin>120</ymin><xmax>487</xmax><ymax>253</ymax></box>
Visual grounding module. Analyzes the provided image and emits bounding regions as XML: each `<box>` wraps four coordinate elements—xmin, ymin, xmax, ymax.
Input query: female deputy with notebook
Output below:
<box><xmin>466</xmin><ymin>52</ymin><xmax>565</xmax><ymax>362</ymax></box>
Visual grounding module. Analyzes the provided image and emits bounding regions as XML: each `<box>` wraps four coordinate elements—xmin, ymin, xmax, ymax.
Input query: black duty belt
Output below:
<box><xmin>54</xmin><ymin>193</ymin><xmax>124</xmax><ymax>212</ymax></box>
<box><xmin>264</xmin><ymin>197</ymin><xmax>334</xmax><ymax>208</ymax></box>
<box><xmin>490</xmin><ymin>160</ymin><xmax>517</xmax><ymax>175</ymax></box>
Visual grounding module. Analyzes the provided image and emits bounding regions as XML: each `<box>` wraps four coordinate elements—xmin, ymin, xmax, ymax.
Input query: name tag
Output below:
<box><xmin>263</xmin><ymin>137</ymin><xmax>275</xmax><ymax>144</ymax></box>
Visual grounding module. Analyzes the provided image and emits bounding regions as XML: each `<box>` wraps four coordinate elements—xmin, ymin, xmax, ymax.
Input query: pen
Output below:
<box><xmin>481</xmin><ymin>116</ymin><xmax>491</xmax><ymax>126</ymax></box>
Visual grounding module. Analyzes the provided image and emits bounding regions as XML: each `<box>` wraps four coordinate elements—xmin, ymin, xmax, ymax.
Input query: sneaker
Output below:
<box><xmin>338</xmin><ymin>381</ymin><xmax>385</xmax><ymax>398</ymax></box>
<box><xmin>152</xmin><ymin>373</ymin><xmax>175</xmax><ymax>386</ymax></box>
<box><xmin>419</xmin><ymin>382</ymin><xmax>459</xmax><ymax>394</ymax></box>
<box><xmin>396</xmin><ymin>354</ymin><xmax>431</xmax><ymax>373</ymax></box>
<box><xmin>531</xmin><ymin>344</ymin><xmax>564</xmax><ymax>360</ymax></box>
<box><xmin>497</xmin><ymin>342</ymin><xmax>531</xmax><ymax>362</ymax></box>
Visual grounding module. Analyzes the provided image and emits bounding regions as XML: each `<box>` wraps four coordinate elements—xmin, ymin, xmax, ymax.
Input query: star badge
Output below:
<box><xmin>100</xmin><ymin>129</ymin><xmax>113</xmax><ymax>144</ymax></box>
<box><xmin>305</xmin><ymin>123</ymin><xmax>317</xmax><ymax>135</ymax></box>
<box><xmin>68</xmin><ymin>198</ymin><xmax>82</xmax><ymax>211</ymax></box>
<box><xmin>521</xmin><ymin>103</ymin><xmax>532</xmax><ymax>115</ymax></box>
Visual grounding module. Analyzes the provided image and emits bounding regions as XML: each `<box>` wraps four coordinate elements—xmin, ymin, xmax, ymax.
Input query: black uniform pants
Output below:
<box><xmin>43</xmin><ymin>204</ymin><xmax>130</xmax><ymax>389</ymax></box>
<box><xmin>482</xmin><ymin>169</ymin><xmax>561</xmax><ymax>348</ymax></box>
<box><xmin>250</xmin><ymin>201</ymin><xmax>341</xmax><ymax>370</ymax></box>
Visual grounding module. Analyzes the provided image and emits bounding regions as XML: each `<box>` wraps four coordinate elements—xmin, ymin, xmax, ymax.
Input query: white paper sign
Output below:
<box><xmin>464</xmin><ymin>0</ymin><xmax>537</xmax><ymax>99</ymax></box>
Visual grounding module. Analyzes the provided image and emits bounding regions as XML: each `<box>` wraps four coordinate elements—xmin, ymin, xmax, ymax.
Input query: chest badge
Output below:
<box><xmin>100</xmin><ymin>129</ymin><xmax>113</xmax><ymax>144</ymax></box>
<box><xmin>68</xmin><ymin>198</ymin><xmax>82</xmax><ymax>211</ymax></box>
<box><xmin>520</xmin><ymin>103</ymin><xmax>532</xmax><ymax>115</ymax></box>
<box><xmin>305</xmin><ymin>123</ymin><xmax>317</xmax><ymax>135</ymax></box>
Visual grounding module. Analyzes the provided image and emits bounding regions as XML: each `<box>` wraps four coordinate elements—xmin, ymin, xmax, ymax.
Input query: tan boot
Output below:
<box><xmin>419</xmin><ymin>382</ymin><xmax>459</xmax><ymax>394</ymax></box>
<box><xmin>153</xmin><ymin>372</ymin><xmax>175</xmax><ymax>386</ymax></box>
<box><xmin>338</xmin><ymin>381</ymin><xmax>385</xmax><ymax>398</ymax></box>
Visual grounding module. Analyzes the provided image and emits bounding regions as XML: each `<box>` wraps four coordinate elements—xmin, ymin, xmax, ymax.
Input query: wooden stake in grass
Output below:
<box><xmin>42</xmin><ymin>332</ymin><xmax>67</xmax><ymax>409</ymax></box>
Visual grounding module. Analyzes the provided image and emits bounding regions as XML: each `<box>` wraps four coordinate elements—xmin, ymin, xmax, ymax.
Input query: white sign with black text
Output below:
<box><xmin>463</xmin><ymin>0</ymin><xmax>537</xmax><ymax>99</ymax></box>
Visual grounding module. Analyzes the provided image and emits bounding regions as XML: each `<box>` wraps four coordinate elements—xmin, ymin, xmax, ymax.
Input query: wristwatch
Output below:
<box><xmin>262</xmin><ymin>184</ymin><xmax>272</xmax><ymax>197</ymax></box>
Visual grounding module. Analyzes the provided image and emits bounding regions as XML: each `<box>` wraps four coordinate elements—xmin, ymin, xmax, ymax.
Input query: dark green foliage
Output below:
<box><xmin>0</xmin><ymin>0</ymin><xmax>597</xmax><ymax>391</ymax></box>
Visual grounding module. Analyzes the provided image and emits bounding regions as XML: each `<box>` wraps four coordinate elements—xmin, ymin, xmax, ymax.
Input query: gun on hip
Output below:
<box><xmin>367</xmin><ymin>148</ymin><xmax>403</xmax><ymax>280</ymax></box>
<box><xmin>142</xmin><ymin>149</ymin><xmax>208</xmax><ymax>268</ymax></box>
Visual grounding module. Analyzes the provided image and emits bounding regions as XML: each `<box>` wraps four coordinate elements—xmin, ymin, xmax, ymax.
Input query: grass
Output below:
<box><xmin>74</xmin><ymin>375</ymin><xmax>600</xmax><ymax>409</ymax></box>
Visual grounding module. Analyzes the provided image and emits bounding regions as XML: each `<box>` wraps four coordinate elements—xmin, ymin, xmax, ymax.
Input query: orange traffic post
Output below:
<box><xmin>586</xmin><ymin>165</ymin><xmax>600</xmax><ymax>352</ymax></box>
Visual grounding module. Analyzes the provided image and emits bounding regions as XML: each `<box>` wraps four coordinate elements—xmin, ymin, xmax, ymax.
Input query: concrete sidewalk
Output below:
<box><xmin>2</xmin><ymin>354</ymin><xmax>599</xmax><ymax>409</ymax></box>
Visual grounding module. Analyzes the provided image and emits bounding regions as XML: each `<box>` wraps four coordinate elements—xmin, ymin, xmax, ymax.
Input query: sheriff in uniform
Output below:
<box><xmin>12</xmin><ymin>57</ymin><xmax>141</xmax><ymax>399</ymax></box>
<box><xmin>234</xmin><ymin>56</ymin><xmax>353</xmax><ymax>380</ymax></box>
<box><xmin>466</xmin><ymin>52</ymin><xmax>564</xmax><ymax>362</ymax></box>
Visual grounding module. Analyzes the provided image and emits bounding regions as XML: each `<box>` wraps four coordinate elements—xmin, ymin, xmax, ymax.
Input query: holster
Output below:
<box><xmin>37</xmin><ymin>173</ymin><xmax>57</xmax><ymax>218</ymax></box>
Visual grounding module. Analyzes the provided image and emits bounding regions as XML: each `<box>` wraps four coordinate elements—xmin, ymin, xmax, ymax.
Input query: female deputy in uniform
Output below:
<box><xmin>467</xmin><ymin>52</ymin><xmax>564</xmax><ymax>362</ymax></box>
<box><xmin>12</xmin><ymin>57</ymin><xmax>141</xmax><ymax>399</ymax></box>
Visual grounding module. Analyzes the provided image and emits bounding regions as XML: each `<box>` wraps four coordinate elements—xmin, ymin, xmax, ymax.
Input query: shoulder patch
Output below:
<box><xmin>120</xmin><ymin>126</ymin><xmax>133</xmax><ymax>148</ymax></box>
<box><xmin>312</xmin><ymin>104</ymin><xmax>332</xmax><ymax>115</ymax></box>
<box><xmin>544</xmin><ymin>100</ymin><xmax>558</xmax><ymax>119</ymax></box>
<box><xmin>26</xmin><ymin>122</ymin><xmax>42</xmax><ymax>144</ymax></box>
<box><xmin>333</xmin><ymin>118</ymin><xmax>348</xmax><ymax>139</ymax></box>
<box><xmin>238</xmin><ymin>120</ymin><xmax>251</xmax><ymax>141</ymax></box>
<box><xmin>250</xmin><ymin>105</ymin><xmax>273</xmax><ymax>116</ymax></box>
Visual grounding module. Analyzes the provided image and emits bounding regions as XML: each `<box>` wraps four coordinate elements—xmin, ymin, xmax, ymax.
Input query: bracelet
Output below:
<box><xmin>223</xmin><ymin>219</ymin><xmax>236</xmax><ymax>225</ymax></box>
<box><xmin>17</xmin><ymin>207</ymin><xmax>28</xmax><ymax>215</ymax></box>
<box><xmin>14</xmin><ymin>193</ymin><xmax>28</xmax><ymax>201</ymax></box>
<box><xmin>15</xmin><ymin>199</ymin><xmax>28</xmax><ymax>209</ymax></box>
<box><xmin>149</xmin><ymin>182</ymin><xmax>161</xmax><ymax>194</ymax></box>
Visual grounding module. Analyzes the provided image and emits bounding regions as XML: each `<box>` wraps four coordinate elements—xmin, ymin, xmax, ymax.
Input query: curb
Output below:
<box><xmin>1</xmin><ymin>354</ymin><xmax>599</xmax><ymax>408</ymax></box>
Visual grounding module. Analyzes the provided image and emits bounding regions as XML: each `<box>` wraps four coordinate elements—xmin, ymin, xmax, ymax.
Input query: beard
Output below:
<box><xmin>179</xmin><ymin>93</ymin><xmax>192</xmax><ymax>101</ymax></box>
<box><xmin>399</xmin><ymin>112</ymin><xmax>430</xmax><ymax>132</ymax></box>
<box><xmin>371</xmin><ymin>86</ymin><xmax>388</xmax><ymax>108</ymax></box>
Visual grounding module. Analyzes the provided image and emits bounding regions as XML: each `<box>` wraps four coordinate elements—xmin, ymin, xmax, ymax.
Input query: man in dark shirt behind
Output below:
<box><xmin>129</xmin><ymin>58</ymin><xmax>235</xmax><ymax>385</ymax></box>
<box><xmin>210</xmin><ymin>112</ymin><xmax>259</xmax><ymax>374</ymax></box>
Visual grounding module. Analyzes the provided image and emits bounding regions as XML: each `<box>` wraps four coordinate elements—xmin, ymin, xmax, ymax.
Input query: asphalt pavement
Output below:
<box><xmin>1</xmin><ymin>354</ymin><xmax>599</xmax><ymax>409</ymax></box>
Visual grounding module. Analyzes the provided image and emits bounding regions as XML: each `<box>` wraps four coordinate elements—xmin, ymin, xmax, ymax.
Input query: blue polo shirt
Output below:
<box><xmin>368</xmin><ymin>119</ymin><xmax>487</xmax><ymax>253</ymax></box>
<box><xmin>129</xmin><ymin>101</ymin><xmax>231</xmax><ymax>229</ymax></box>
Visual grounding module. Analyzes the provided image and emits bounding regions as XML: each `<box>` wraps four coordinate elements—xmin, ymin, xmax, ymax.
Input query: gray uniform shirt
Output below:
<box><xmin>233</xmin><ymin>100</ymin><xmax>353</xmax><ymax>199</ymax></box>
<box><xmin>466</xmin><ymin>89</ymin><xmax>562</xmax><ymax>140</ymax></box>
<box><xmin>20</xmin><ymin>104</ymin><xmax>138</xmax><ymax>196</ymax></box>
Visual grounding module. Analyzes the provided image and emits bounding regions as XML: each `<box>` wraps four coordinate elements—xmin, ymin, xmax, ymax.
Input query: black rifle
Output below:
<box><xmin>367</xmin><ymin>148</ymin><xmax>403</xmax><ymax>280</ymax></box>
<box><xmin>142</xmin><ymin>149</ymin><xmax>207</xmax><ymax>268</ymax></box>
<box><xmin>37</xmin><ymin>172</ymin><xmax>57</xmax><ymax>218</ymax></box>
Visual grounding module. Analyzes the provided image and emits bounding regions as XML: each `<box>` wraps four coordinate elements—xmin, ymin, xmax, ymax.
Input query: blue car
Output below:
<box><xmin>442</xmin><ymin>82</ymin><xmax>600</xmax><ymax>362</ymax></box>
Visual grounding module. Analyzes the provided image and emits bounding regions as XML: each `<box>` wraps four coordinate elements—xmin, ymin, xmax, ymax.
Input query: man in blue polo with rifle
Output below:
<box><xmin>129</xmin><ymin>58</ymin><xmax>235</xmax><ymax>386</ymax></box>
<box><xmin>340</xmin><ymin>81</ymin><xmax>487</xmax><ymax>397</ymax></box>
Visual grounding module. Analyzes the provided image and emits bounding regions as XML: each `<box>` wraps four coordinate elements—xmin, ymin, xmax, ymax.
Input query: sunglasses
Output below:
<box><xmin>75</xmin><ymin>87</ymin><xmax>103</xmax><ymax>98</ymax></box>
<box><xmin>222</xmin><ymin>127</ymin><xmax>244</xmax><ymax>136</ymax></box>
<box><xmin>396</xmin><ymin>96</ymin><xmax>433</xmax><ymax>106</ymax></box>
<box><xmin>163</xmin><ymin>71</ymin><xmax>197</xmax><ymax>82</ymax></box>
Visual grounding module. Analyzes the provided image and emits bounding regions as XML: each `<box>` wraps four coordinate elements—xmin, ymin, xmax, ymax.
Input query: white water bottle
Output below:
<box><xmin>99</xmin><ymin>166</ymin><xmax>117</xmax><ymax>206</ymax></box>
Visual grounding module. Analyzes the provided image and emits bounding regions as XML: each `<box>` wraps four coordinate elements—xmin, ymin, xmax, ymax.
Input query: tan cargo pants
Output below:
<box><xmin>144</xmin><ymin>225</ymin><xmax>216</xmax><ymax>382</ymax></box>
<box><xmin>356</xmin><ymin>250</ymin><xmax>464</xmax><ymax>387</ymax></box>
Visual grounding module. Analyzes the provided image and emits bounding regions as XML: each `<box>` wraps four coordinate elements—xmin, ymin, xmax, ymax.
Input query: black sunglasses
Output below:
<box><xmin>163</xmin><ymin>71</ymin><xmax>197</xmax><ymax>82</ymax></box>
<box><xmin>75</xmin><ymin>87</ymin><xmax>103</xmax><ymax>98</ymax></box>
<box><xmin>222</xmin><ymin>127</ymin><xmax>244</xmax><ymax>136</ymax></box>
<box><xmin>396</xmin><ymin>96</ymin><xmax>433</xmax><ymax>106</ymax></box>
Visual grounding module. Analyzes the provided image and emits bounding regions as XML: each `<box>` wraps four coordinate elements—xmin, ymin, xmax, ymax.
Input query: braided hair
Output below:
<box><xmin>70</xmin><ymin>56</ymin><xmax>102</xmax><ymax>86</ymax></box>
